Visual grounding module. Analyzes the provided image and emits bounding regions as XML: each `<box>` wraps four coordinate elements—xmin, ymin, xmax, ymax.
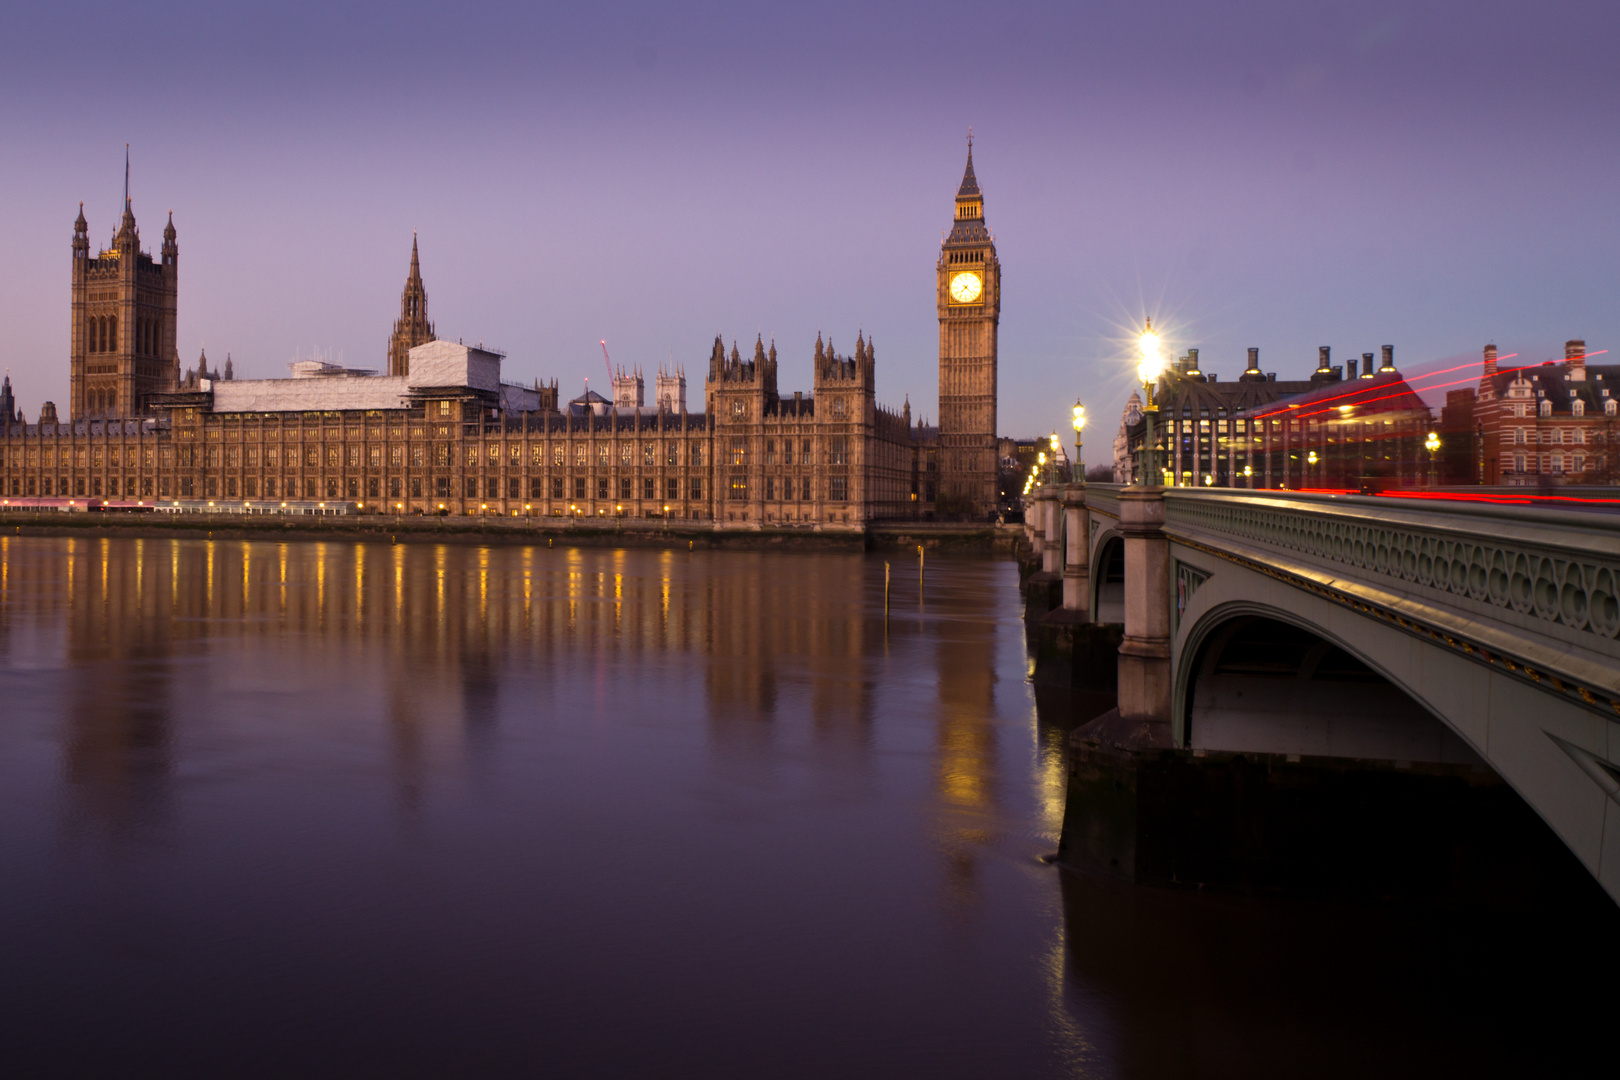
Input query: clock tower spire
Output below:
<box><xmin>936</xmin><ymin>134</ymin><xmax>999</xmax><ymax>518</ymax></box>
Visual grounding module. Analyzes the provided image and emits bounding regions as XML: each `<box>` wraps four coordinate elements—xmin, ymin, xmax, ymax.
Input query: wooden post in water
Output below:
<box><xmin>884</xmin><ymin>561</ymin><xmax>890</xmax><ymax>621</ymax></box>
<box><xmin>918</xmin><ymin>544</ymin><xmax>924</xmax><ymax>587</ymax></box>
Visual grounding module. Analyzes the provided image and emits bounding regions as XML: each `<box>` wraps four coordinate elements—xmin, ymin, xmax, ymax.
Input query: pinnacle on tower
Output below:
<box><xmin>956</xmin><ymin>133</ymin><xmax>980</xmax><ymax>199</ymax></box>
<box><xmin>388</xmin><ymin>235</ymin><xmax>435</xmax><ymax>376</ymax></box>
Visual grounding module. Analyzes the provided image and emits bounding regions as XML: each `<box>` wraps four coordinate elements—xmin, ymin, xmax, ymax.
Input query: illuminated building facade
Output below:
<box><xmin>1</xmin><ymin>152</ymin><xmax>1008</xmax><ymax>524</ymax></box>
<box><xmin>936</xmin><ymin>138</ymin><xmax>1000</xmax><ymax>517</ymax></box>
<box><xmin>1122</xmin><ymin>345</ymin><xmax>1435</xmax><ymax>489</ymax></box>
<box><xmin>69</xmin><ymin>189</ymin><xmax>179</xmax><ymax>421</ymax></box>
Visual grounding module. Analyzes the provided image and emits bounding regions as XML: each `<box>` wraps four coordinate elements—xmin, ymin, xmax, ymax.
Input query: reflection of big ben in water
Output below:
<box><xmin>932</xmin><ymin>573</ymin><xmax>999</xmax><ymax>904</ymax></box>
<box><xmin>937</xmin><ymin>134</ymin><xmax>1000</xmax><ymax>517</ymax></box>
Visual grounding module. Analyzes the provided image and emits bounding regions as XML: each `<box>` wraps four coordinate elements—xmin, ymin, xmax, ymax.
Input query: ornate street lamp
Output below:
<box><xmin>1137</xmin><ymin>319</ymin><xmax>1164</xmax><ymax>485</ymax></box>
<box><xmin>1425</xmin><ymin>431</ymin><xmax>1441</xmax><ymax>487</ymax></box>
<box><xmin>1072</xmin><ymin>401</ymin><xmax>1087</xmax><ymax>479</ymax></box>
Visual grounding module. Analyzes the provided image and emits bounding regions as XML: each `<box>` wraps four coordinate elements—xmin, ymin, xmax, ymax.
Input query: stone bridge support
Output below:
<box><xmin>1042</xmin><ymin>487</ymin><xmax>1064</xmax><ymax>576</ymax></box>
<box><xmin>1116</xmin><ymin>488</ymin><xmax>1171</xmax><ymax>736</ymax></box>
<box><xmin>1061</xmin><ymin>483</ymin><xmax>1089</xmax><ymax>615</ymax></box>
<box><xmin>1029</xmin><ymin>482</ymin><xmax>1121</xmax><ymax>687</ymax></box>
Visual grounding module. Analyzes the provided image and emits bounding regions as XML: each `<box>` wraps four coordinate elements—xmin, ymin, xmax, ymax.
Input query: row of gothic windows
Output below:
<box><xmin>86</xmin><ymin>315</ymin><xmax>116</xmax><ymax>353</ymax></box>
<box><xmin>86</xmin><ymin>389</ymin><xmax>118</xmax><ymax>415</ymax></box>
<box><xmin>85</xmin><ymin>315</ymin><xmax>163</xmax><ymax>355</ymax></box>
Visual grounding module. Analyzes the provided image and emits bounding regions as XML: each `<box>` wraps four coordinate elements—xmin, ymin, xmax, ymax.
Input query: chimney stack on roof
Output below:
<box><xmin>1240</xmin><ymin>347</ymin><xmax>1265</xmax><ymax>383</ymax></box>
<box><xmin>1361</xmin><ymin>353</ymin><xmax>1375</xmax><ymax>378</ymax></box>
<box><xmin>1567</xmin><ymin>339</ymin><xmax>1587</xmax><ymax>381</ymax></box>
<box><xmin>1379</xmin><ymin>345</ymin><xmax>1396</xmax><ymax>373</ymax></box>
<box><xmin>1483</xmin><ymin>343</ymin><xmax>1498</xmax><ymax>381</ymax></box>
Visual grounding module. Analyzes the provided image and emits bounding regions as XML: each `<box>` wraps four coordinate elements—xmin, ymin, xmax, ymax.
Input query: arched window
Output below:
<box><xmin>108</xmin><ymin>315</ymin><xmax>117</xmax><ymax>351</ymax></box>
<box><xmin>97</xmin><ymin>316</ymin><xmax>106</xmax><ymax>352</ymax></box>
<box><xmin>1539</xmin><ymin>400</ymin><xmax>1552</xmax><ymax>418</ymax></box>
<box><xmin>87</xmin><ymin>318</ymin><xmax>97</xmax><ymax>353</ymax></box>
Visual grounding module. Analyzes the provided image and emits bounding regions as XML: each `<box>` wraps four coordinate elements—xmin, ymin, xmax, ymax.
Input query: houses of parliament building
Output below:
<box><xmin>0</xmin><ymin>147</ymin><xmax>1002</xmax><ymax>526</ymax></box>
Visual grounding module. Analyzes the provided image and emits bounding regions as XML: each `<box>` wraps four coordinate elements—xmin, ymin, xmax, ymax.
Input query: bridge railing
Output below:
<box><xmin>1083</xmin><ymin>483</ymin><xmax>1122</xmax><ymax>520</ymax></box>
<box><xmin>1160</xmin><ymin>487</ymin><xmax>1620</xmax><ymax>704</ymax></box>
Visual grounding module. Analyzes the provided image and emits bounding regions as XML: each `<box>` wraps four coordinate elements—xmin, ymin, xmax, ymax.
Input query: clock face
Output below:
<box><xmin>949</xmin><ymin>271</ymin><xmax>983</xmax><ymax>304</ymax></box>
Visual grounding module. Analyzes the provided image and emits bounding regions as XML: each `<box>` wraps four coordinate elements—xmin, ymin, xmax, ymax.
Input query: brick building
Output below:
<box><xmin>1471</xmin><ymin>341</ymin><xmax>1618</xmax><ymax>485</ymax></box>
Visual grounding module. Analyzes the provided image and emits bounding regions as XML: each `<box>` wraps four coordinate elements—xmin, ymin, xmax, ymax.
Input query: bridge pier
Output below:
<box><xmin>1060</xmin><ymin>483</ymin><xmax>1088</xmax><ymax>615</ymax></box>
<box><xmin>1115</xmin><ymin>487</ymin><xmax>1171</xmax><ymax>739</ymax></box>
<box><xmin>1031</xmin><ymin>483</ymin><xmax>1122</xmax><ymax>688</ymax></box>
<box><xmin>1041</xmin><ymin>490</ymin><xmax>1063</xmax><ymax>577</ymax></box>
<box><xmin>1022</xmin><ymin>486</ymin><xmax>1064</xmax><ymax>622</ymax></box>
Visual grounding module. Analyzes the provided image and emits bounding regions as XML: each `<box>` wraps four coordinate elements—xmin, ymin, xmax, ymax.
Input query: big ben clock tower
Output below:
<box><xmin>937</xmin><ymin>135</ymin><xmax>999</xmax><ymax>517</ymax></box>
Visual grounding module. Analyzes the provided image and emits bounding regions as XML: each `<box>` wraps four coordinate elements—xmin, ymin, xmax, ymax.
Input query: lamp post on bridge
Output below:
<box><xmin>1425</xmin><ymin>431</ymin><xmax>1441</xmax><ymax>488</ymax></box>
<box><xmin>1137</xmin><ymin>319</ymin><xmax>1164</xmax><ymax>486</ymax></box>
<box><xmin>1072</xmin><ymin>401</ymin><xmax>1086</xmax><ymax>480</ymax></box>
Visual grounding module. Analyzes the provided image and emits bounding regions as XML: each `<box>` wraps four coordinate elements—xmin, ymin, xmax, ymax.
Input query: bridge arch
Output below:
<box><xmin>1090</xmin><ymin>529</ymin><xmax>1125</xmax><ymax>625</ymax></box>
<box><xmin>1180</xmin><ymin>607</ymin><xmax>1480</xmax><ymax>764</ymax></box>
<box><xmin>1170</xmin><ymin>550</ymin><xmax>1620</xmax><ymax>901</ymax></box>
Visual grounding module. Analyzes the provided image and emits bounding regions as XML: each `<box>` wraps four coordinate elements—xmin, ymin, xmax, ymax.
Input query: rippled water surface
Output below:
<box><xmin>0</xmin><ymin>535</ymin><xmax>1608</xmax><ymax>1078</ymax></box>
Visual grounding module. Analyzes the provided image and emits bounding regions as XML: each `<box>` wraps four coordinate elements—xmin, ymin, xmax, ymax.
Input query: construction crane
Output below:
<box><xmin>600</xmin><ymin>340</ymin><xmax>614</xmax><ymax>384</ymax></box>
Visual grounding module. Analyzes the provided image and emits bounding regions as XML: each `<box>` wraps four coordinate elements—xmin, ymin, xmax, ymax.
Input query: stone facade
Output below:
<box><xmin>704</xmin><ymin>332</ymin><xmax>917</xmax><ymax>527</ymax></box>
<box><xmin>2</xmin><ymin>154</ymin><xmax>998</xmax><ymax>525</ymax></box>
<box><xmin>387</xmin><ymin>236</ymin><xmax>435</xmax><ymax>377</ymax></box>
<box><xmin>936</xmin><ymin>138</ymin><xmax>999</xmax><ymax>518</ymax></box>
<box><xmin>69</xmin><ymin>190</ymin><xmax>179</xmax><ymax>421</ymax></box>
<box><xmin>0</xmin><ymin>335</ymin><xmax>923</xmax><ymax>525</ymax></box>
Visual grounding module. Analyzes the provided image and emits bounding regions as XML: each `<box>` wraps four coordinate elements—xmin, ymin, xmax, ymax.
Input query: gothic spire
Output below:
<box><xmin>388</xmin><ymin>234</ymin><xmax>434</xmax><ymax>376</ymax></box>
<box><xmin>117</xmin><ymin>145</ymin><xmax>137</xmax><ymax>242</ymax></box>
<box><xmin>956</xmin><ymin>132</ymin><xmax>980</xmax><ymax>199</ymax></box>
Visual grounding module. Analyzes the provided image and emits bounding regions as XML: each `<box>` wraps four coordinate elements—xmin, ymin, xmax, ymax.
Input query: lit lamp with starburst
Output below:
<box><xmin>1137</xmin><ymin>319</ymin><xmax>1164</xmax><ymax>485</ymax></box>
<box><xmin>1072</xmin><ymin>401</ymin><xmax>1086</xmax><ymax>479</ymax></box>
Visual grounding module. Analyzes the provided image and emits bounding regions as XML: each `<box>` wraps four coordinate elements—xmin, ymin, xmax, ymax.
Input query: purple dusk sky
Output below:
<box><xmin>1</xmin><ymin>1</ymin><xmax>1615</xmax><ymax>439</ymax></box>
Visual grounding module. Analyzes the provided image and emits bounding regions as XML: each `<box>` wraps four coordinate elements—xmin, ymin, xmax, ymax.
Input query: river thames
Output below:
<box><xmin>0</xmin><ymin>535</ymin><xmax>1609</xmax><ymax>1077</ymax></box>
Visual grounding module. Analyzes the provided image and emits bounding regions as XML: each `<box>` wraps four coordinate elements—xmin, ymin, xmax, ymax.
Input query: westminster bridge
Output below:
<box><xmin>1023</xmin><ymin>483</ymin><xmax>1620</xmax><ymax>904</ymax></box>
